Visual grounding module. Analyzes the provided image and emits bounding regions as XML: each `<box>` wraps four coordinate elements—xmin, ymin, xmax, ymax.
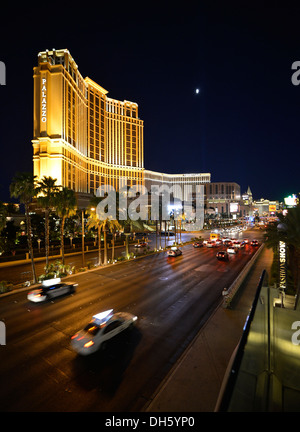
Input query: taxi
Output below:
<box><xmin>71</xmin><ymin>309</ymin><xmax>138</xmax><ymax>355</ymax></box>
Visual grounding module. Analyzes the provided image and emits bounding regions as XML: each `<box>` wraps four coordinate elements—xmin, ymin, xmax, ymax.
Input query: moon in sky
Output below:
<box><xmin>195</xmin><ymin>88</ymin><xmax>200</xmax><ymax>94</ymax></box>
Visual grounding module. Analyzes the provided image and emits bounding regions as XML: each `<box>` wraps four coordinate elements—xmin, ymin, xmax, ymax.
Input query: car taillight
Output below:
<box><xmin>84</xmin><ymin>340</ymin><xmax>94</xmax><ymax>348</ymax></box>
<box><xmin>30</xmin><ymin>289</ymin><xmax>42</xmax><ymax>296</ymax></box>
<box><xmin>71</xmin><ymin>333</ymin><xmax>78</xmax><ymax>340</ymax></box>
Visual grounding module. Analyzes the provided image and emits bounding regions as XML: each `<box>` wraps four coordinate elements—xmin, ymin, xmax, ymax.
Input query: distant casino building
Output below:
<box><xmin>32</xmin><ymin>49</ymin><xmax>210</xmax><ymax>208</ymax></box>
<box><xmin>205</xmin><ymin>182</ymin><xmax>241</xmax><ymax>216</ymax></box>
<box><xmin>144</xmin><ymin>170</ymin><xmax>210</xmax><ymax>202</ymax></box>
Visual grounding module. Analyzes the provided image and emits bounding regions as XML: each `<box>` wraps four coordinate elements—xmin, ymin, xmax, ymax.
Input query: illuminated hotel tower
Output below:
<box><xmin>32</xmin><ymin>48</ymin><xmax>210</xmax><ymax>209</ymax></box>
<box><xmin>32</xmin><ymin>48</ymin><xmax>144</xmax><ymax>206</ymax></box>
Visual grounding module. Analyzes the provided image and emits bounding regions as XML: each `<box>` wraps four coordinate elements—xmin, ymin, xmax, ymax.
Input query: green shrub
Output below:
<box><xmin>0</xmin><ymin>281</ymin><xmax>13</xmax><ymax>294</ymax></box>
<box><xmin>38</xmin><ymin>260</ymin><xmax>75</xmax><ymax>281</ymax></box>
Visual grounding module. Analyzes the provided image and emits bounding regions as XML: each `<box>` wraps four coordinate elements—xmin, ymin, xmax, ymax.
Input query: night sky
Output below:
<box><xmin>0</xmin><ymin>3</ymin><xmax>299</xmax><ymax>203</ymax></box>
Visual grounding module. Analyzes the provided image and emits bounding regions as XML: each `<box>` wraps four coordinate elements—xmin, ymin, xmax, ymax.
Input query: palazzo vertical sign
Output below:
<box><xmin>41</xmin><ymin>77</ymin><xmax>47</xmax><ymax>123</ymax></box>
<box><xmin>278</xmin><ymin>240</ymin><xmax>287</xmax><ymax>290</ymax></box>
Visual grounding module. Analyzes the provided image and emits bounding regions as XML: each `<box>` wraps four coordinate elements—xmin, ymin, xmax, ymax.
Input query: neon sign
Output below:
<box><xmin>278</xmin><ymin>240</ymin><xmax>287</xmax><ymax>290</ymax></box>
<box><xmin>41</xmin><ymin>78</ymin><xmax>47</xmax><ymax>122</ymax></box>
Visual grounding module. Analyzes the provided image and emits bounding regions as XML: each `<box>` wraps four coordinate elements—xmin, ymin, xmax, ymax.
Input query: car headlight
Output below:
<box><xmin>84</xmin><ymin>340</ymin><xmax>95</xmax><ymax>348</ymax></box>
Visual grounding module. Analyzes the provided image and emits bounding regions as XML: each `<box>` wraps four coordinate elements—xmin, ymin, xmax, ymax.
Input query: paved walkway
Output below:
<box><xmin>144</xmin><ymin>246</ymin><xmax>274</xmax><ymax>412</ymax></box>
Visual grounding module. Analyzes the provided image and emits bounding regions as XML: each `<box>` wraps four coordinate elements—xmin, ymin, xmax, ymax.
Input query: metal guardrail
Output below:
<box><xmin>215</xmin><ymin>269</ymin><xmax>268</xmax><ymax>411</ymax></box>
<box><xmin>223</xmin><ymin>244</ymin><xmax>265</xmax><ymax>308</ymax></box>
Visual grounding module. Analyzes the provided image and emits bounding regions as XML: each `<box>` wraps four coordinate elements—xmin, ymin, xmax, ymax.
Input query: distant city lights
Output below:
<box><xmin>284</xmin><ymin>194</ymin><xmax>298</xmax><ymax>207</ymax></box>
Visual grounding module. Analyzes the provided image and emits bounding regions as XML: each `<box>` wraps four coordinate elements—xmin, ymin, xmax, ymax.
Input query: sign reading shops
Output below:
<box><xmin>41</xmin><ymin>78</ymin><xmax>47</xmax><ymax>122</ymax></box>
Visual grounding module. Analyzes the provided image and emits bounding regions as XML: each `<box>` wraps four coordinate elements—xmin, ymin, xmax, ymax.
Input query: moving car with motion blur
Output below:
<box><xmin>27</xmin><ymin>278</ymin><xmax>78</xmax><ymax>302</ymax></box>
<box><xmin>232</xmin><ymin>240</ymin><xmax>245</xmax><ymax>248</ymax></box>
<box><xmin>227</xmin><ymin>246</ymin><xmax>238</xmax><ymax>254</ymax></box>
<box><xmin>250</xmin><ymin>239</ymin><xmax>259</xmax><ymax>246</ymax></box>
<box><xmin>167</xmin><ymin>247</ymin><xmax>182</xmax><ymax>257</ymax></box>
<box><xmin>206</xmin><ymin>241</ymin><xmax>218</xmax><ymax>248</ymax></box>
<box><xmin>71</xmin><ymin>309</ymin><xmax>138</xmax><ymax>355</ymax></box>
<box><xmin>193</xmin><ymin>241</ymin><xmax>203</xmax><ymax>248</ymax></box>
<box><xmin>134</xmin><ymin>242</ymin><xmax>147</xmax><ymax>248</ymax></box>
<box><xmin>216</xmin><ymin>251</ymin><xmax>229</xmax><ymax>261</ymax></box>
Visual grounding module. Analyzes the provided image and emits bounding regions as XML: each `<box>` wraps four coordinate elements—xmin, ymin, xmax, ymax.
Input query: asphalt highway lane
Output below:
<box><xmin>0</xmin><ymin>232</ymin><xmax>196</xmax><ymax>285</ymax></box>
<box><xmin>0</xmin><ymin>230</ymin><xmax>263</xmax><ymax>412</ymax></box>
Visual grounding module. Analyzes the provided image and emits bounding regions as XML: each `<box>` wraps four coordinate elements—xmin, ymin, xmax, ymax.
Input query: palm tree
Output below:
<box><xmin>10</xmin><ymin>172</ymin><xmax>38</xmax><ymax>284</ymax></box>
<box><xmin>0</xmin><ymin>201</ymin><xmax>7</xmax><ymax>233</ymax></box>
<box><xmin>54</xmin><ymin>187</ymin><xmax>77</xmax><ymax>265</ymax></box>
<box><xmin>99</xmin><ymin>218</ymin><xmax>111</xmax><ymax>265</ymax></box>
<box><xmin>36</xmin><ymin>176</ymin><xmax>60</xmax><ymax>270</ymax></box>
<box><xmin>108</xmin><ymin>219</ymin><xmax>121</xmax><ymax>261</ymax></box>
<box><xmin>86</xmin><ymin>209</ymin><xmax>102</xmax><ymax>266</ymax></box>
<box><xmin>86</xmin><ymin>196</ymin><xmax>103</xmax><ymax>266</ymax></box>
<box><xmin>92</xmin><ymin>217</ymin><xmax>110</xmax><ymax>265</ymax></box>
<box><xmin>120</xmin><ymin>215</ymin><xmax>144</xmax><ymax>258</ymax></box>
<box><xmin>87</xmin><ymin>195</ymin><xmax>117</xmax><ymax>266</ymax></box>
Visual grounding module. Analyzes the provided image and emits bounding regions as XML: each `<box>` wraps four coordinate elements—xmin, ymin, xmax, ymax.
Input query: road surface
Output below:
<box><xmin>0</xmin><ymin>229</ymin><xmax>262</xmax><ymax>411</ymax></box>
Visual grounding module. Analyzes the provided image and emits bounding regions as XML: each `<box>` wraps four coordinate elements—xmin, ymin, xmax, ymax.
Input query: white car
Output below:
<box><xmin>227</xmin><ymin>247</ymin><xmax>238</xmax><ymax>254</ymax></box>
<box><xmin>27</xmin><ymin>278</ymin><xmax>78</xmax><ymax>302</ymax></box>
<box><xmin>167</xmin><ymin>247</ymin><xmax>182</xmax><ymax>257</ymax></box>
<box><xmin>71</xmin><ymin>309</ymin><xmax>138</xmax><ymax>355</ymax></box>
<box><xmin>232</xmin><ymin>241</ymin><xmax>245</xmax><ymax>248</ymax></box>
<box><xmin>206</xmin><ymin>241</ymin><xmax>217</xmax><ymax>248</ymax></box>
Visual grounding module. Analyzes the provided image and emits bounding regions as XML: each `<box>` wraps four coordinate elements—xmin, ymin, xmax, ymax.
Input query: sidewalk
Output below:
<box><xmin>143</xmin><ymin>246</ymin><xmax>274</xmax><ymax>412</ymax></box>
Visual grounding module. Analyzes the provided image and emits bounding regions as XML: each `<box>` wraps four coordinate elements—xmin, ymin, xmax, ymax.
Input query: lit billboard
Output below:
<box><xmin>284</xmin><ymin>194</ymin><xmax>297</xmax><ymax>207</ymax></box>
<box><xmin>230</xmin><ymin>203</ymin><xmax>238</xmax><ymax>213</ymax></box>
